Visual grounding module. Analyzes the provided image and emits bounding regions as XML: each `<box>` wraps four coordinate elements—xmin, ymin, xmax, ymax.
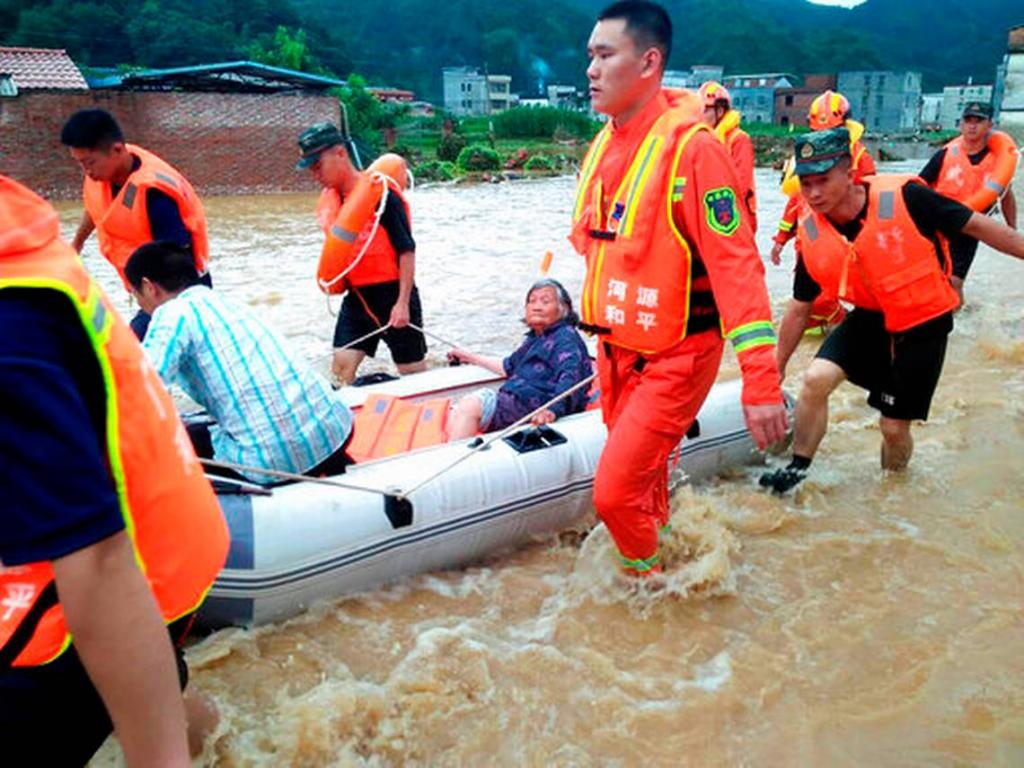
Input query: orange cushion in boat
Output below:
<box><xmin>348</xmin><ymin>394</ymin><xmax>451</xmax><ymax>462</ymax></box>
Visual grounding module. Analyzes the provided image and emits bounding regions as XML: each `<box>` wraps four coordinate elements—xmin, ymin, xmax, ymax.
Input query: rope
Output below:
<box><xmin>405</xmin><ymin>322</ymin><xmax>464</xmax><ymax>350</ymax></box>
<box><xmin>400</xmin><ymin>371</ymin><xmax>597</xmax><ymax>498</ymax></box>
<box><xmin>199</xmin><ymin>458</ymin><xmax>400</xmax><ymax>497</ymax></box>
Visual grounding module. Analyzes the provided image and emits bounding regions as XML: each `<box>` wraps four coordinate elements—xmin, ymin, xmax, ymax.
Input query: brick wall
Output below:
<box><xmin>0</xmin><ymin>90</ymin><xmax>340</xmax><ymax>199</ymax></box>
<box><xmin>774</xmin><ymin>90</ymin><xmax>818</xmax><ymax>127</ymax></box>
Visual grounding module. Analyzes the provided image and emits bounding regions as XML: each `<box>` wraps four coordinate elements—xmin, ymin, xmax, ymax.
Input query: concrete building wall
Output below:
<box><xmin>0</xmin><ymin>90</ymin><xmax>339</xmax><ymax>199</ymax></box>
<box><xmin>921</xmin><ymin>93</ymin><xmax>943</xmax><ymax>130</ymax></box>
<box><xmin>838</xmin><ymin>70</ymin><xmax>921</xmax><ymax>133</ymax></box>
<box><xmin>723</xmin><ymin>75</ymin><xmax>793</xmax><ymax>124</ymax></box>
<box><xmin>487</xmin><ymin>75</ymin><xmax>512</xmax><ymax>113</ymax></box>
<box><xmin>730</xmin><ymin>87</ymin><xmax>775</xmax><ymax>123</ymax></box>
<box><xmin>774</xmin><ymin>75</ymin><xmax>838</xmax><ymax>127</ymax></box>
<box><xmin>442</xmin><ymin>67</ymin><xmax>488</xmax><ymax>116</ymax></box>
<box><xmin>999</xmin><ymin>27</ymin><xmax>1024</xmax><ymax>136</ymax></box>
<box><xmin>665</xmin><ymin>66</ymin><xmax>724</xmax><ymax>90</ymax></box>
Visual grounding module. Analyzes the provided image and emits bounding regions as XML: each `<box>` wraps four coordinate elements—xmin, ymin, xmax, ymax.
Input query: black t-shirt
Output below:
<box><xmin>379</xmin><ymin>194</ymin><xmax>416</xmax><ymax>256</ymax></box>
<box><xmin>0</xmin><ymin>290</ymin><xmax>124</xmax><ymax>566</ymax></box>
<box><xmin>918</xmin><ymin>145</ymin><xmax>990</xmax><ymax>185</ymax></box>
<box><xmin>793</xmin><ymin>181</ymin><xmax>974</xmax><ymax>302</ymax></box>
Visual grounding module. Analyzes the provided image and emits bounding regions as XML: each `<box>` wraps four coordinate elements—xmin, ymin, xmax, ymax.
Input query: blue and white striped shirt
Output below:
<box><xmin>143</xmin><ymin>286</ymin><xmax>352</xmax><ymax>483</ymax></box>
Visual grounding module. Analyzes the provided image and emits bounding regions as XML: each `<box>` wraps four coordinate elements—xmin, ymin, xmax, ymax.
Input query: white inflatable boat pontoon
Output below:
<box><xmin>198</xmin><ymin>366</ymin><xmax>776</xmax><ymax>628</ymax></box>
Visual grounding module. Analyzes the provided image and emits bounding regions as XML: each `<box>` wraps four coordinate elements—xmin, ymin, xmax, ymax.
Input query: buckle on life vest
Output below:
<box><xmin>588</xmin><ymin>229</ymin><xmax>616</xmax><ymax>241</ymax></box>
<box><xmin>578</xmin><ymin>321</ymin><xmax>612</xmax><ymax>335</ymax></box>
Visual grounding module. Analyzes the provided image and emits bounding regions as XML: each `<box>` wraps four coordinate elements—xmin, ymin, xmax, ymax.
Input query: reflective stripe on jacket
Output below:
<box><xmin>0</xmin><ymin>174</ymin><xmax>228</xmax><ymax>667</ymax></box>
<box><xmin>316</xmin><ymin>179</ymin><xmax>410</xmax><ymax>289</ymax></box>
<box><xmin>570</xmin><ymin>90</ymin><xmax>713</xmax><ymax>353</ymax></box>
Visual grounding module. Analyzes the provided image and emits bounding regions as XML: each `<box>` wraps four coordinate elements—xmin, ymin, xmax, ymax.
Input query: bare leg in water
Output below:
<box><xmin>879</xmin><ymin>416</ymin><xmax>913</xmax><ymax>470</ymax></box>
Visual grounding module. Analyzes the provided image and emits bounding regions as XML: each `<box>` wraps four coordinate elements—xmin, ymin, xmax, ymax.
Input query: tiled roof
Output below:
<box><xmin>0</xmin><ymin>47</ymin><xmax>88</xmax><ymax>90</ymax></box>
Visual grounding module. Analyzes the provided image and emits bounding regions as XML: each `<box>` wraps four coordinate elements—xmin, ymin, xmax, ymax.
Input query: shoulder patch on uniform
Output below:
<box><xmin>703</xmin><ymin>186</ymin><xmax>740</xmax><ymax>236</ymax></box>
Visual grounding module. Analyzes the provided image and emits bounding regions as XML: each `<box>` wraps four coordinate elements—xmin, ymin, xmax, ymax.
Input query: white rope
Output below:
<box><xmin>400</xmin><ymin>372</ymin><xmax>597</xmax><ymax>498</ymax></box>
<box><xmin>199</xmin><ymin>458</ymin><xmax>400</xmax><ymax>497</ymax></box>
<box><xmin>406</xmin><ymin>322</ymin><xmax>464</xmax><ymax>350</ymax></box>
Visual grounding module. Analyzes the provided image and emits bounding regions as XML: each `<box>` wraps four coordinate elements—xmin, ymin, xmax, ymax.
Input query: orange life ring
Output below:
<box><xmin>317</xmin><ymin>153</ymin><xmax>411</xmax><ymax>293</ymax></box>
<box><xmin>961</xmin><ymin>131</ymin><xmax>1019</xmax><ymax>213</ymax></box>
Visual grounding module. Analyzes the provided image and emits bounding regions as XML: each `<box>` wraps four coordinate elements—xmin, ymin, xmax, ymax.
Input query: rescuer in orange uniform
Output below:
<box><xmin>0</xmin><ymin>175</ymin><xmax>228</xmax><ymax>764</ymax></box>
<box><xmin>699</xmin><ymin>80</ymin><xmax>758</xmax><ymax>233</ymax></box>
<box><xmin>61</xmin><ymin>109</ymin><xmax>211</xmax><ymax>339</ymax></box>
<box><xmin>763</xmin><ymin>128</ymin><xmax>1024</xmax><ymax>495</ymax></box>
<box><xmin>919</xmin><ymin>100</ymin><xmax>1018</xmax><ymax>299</ymax></box>
<box><xmin>298</xmin><ymin>122</ymin><xmax>427</xmax><ymax>384</ymax></box>
<box><xmin>574</xmin><ymin>1</ymin><xmax>788</xmax><ymax>576</ymax></box>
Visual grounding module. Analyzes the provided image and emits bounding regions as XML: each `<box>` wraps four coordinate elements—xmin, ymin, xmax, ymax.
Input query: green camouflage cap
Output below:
<box><xmin>961</xmin><ymin>101</ymin><xmax>993</xmax><ymax>119</ymax></box>
<box><xmin>794</xmin><ymin>126</ymin><xmax>851</xmax><ymax>176</ymax></box>
<box><xmin>296</xmin><ymin>122</ymin><xmax>346</xmax><ymax>170</ymax></box>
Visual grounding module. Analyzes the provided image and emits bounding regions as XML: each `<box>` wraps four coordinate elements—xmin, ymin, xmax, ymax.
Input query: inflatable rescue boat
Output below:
<box><xmin>198</xmin><ymin>365</ymin><xmax>783</xmax><ymax>628</ymax></box>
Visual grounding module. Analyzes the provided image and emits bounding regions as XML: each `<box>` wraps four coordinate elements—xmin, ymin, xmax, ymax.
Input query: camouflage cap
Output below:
<box><xmin>961</xmin><ymin>101</ymin><xmax>993</xmax><ymax>119</ymax></box>
<box><xmin>296</xmin><ymin>122</ymin><xmax>347</xmax><ymax>170</ymax></box>
<box><xmin>793</xmin><ymin>126</ymin><xmax>851</xmax><ymax>176</ymax></box>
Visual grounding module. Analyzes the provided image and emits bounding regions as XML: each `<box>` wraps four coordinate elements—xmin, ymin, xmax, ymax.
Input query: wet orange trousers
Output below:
<box><xmin>593</xmin><ymin>331</ymin><xmax>724</xmax><ymax>573</ymax></box>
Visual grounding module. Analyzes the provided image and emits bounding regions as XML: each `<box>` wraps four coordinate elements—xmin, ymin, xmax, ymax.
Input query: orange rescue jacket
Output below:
<box><xmin>933</xmin><ymin>133</ymin><xmax>1014</xmax><ymax>212</ymax></box>
<box><xmin>570</xmin><ymin>89</ymin><xmax>780</xmax><ymax>404</ymax></box>
<box><xmin>571</xmin><ymin>91</ymin><xmax>712</xmax><ymax>353</ymax></box>
<box><xmin>0</xmin><ymin>175</ymin><xmax>228</xmax><ymax>668</ymax></box>
<box><xmin>797</xmin><ymin>174</ymin><xmax>959</xmax><ymax>333</ymax></box>
<box><xmin>82</xmin><ymin>144</ymin><xmax>209</xmax><ymax>289</ymax></box>
<box><xmin>715</xmin><ymin>111</ymin><xmax>757</xmax><ymax>232</ymax></box>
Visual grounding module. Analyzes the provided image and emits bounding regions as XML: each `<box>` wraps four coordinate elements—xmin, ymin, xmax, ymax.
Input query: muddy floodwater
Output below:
<box><xmin>69</xmin><ymin>162</ymin><xmax>1024</xmax><ymax>766</ymax></box>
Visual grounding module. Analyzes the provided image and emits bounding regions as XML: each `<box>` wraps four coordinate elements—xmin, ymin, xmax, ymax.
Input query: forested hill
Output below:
<box><xmin>1</xmin><ymin>0</ymin><xmax>1020</xmax><ymax>99</ymax></box>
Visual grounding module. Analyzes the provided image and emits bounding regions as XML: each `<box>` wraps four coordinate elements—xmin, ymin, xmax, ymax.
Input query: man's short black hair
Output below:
<box><xmin>597</xmin><ymin>1</ymin><xmax>672</xmax><ymax>65</ymax></box>
<box><xmin>124</xmin><ymin>241</ymin><xmax>201</xmax><ymax>293</ymax></box>
<box><xmin>60</xmin><ymin>109</ymin><xmax>124</xmax><ymax>149</ymax></box>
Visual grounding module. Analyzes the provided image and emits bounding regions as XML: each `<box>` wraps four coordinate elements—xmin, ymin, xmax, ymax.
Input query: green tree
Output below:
<box><xmin>248</xmin><ymin>26</ymin><xmax>321</xmax><ymax>73</ymax></box>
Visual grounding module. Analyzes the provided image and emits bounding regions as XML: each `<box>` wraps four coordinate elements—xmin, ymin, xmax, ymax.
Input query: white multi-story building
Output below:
<box><xmin>940</xmin><ymin>82</ymin><xmax>993</xmax><ymax>129</ymax></box>
<box><xmin>838</xmin><ymin>70</ymin><xmax>922</xmax><ymax>134</ymax></box>
<box><xmin>442</xmin><ymin>67</ymin><xmax>514</xmax><ymax>116</ymax></box>
<box><xmin>920</xmin><ymin>93</ymin><xmax>943</xmax><ymax>130</ymax></box>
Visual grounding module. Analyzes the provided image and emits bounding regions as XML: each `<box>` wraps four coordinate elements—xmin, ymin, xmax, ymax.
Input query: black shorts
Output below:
<box><xmin>815</xmin><ymin>309</ymin><xmax>952</xmax><ymax>421</ymax></box>
<box><xmin>333</xmin><ymin>282</ymin><xmax>427</xmax><ymax>365</ymax></box>
<box><xmin>0</xmin><ymin>614</ymin><xmax>193</xmax><ymax>765</ymax></box>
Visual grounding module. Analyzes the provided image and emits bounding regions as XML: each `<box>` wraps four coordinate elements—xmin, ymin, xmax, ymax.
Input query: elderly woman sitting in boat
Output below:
<box><xmin>447</xmin><ymin>278</ymin><xmax>593</xmax><ymax>440</ymax></box>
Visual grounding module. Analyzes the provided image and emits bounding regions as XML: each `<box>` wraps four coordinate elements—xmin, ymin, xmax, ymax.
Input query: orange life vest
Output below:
<box><xmin>316</xmin><ymin>154</ymin><xmax>411</xmax><ymax>293</ymax></box>
<box><xmin>0</xmin><ymin>175</ymin><xmax>228</xmax><ymax>668</ymax></box>
<box><xmin>347</xmin><ymin>394</ymin><xmax>451</xmax><ymax>462</ymax></box>
<box><xmin>850</xmin><ymin>141</ymin><xmax>875</xmax><ymax>181</ymax></box>
<box><xmin>934</xmin><ymin>132</ymin><xmax>1019</xmax><ymax>213</ymax></box>
<box><xmin>716</xmin><ymin>111</ymin><xmax>757</xmax><ymax>226</ymax></box>
<box><xmin>798</xmin><ymin>175</ymin><xmax>959</xmax><ymax>333</ymax></box>
<box><xmin>82</xmin><ymin>144</ymin><xmax>209</xmax><ymax>289</ymax></box>
<box><xmin>570</xmin><ymin>89</ymin><xmax>714</xmax><ymax>354</ymax></box>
